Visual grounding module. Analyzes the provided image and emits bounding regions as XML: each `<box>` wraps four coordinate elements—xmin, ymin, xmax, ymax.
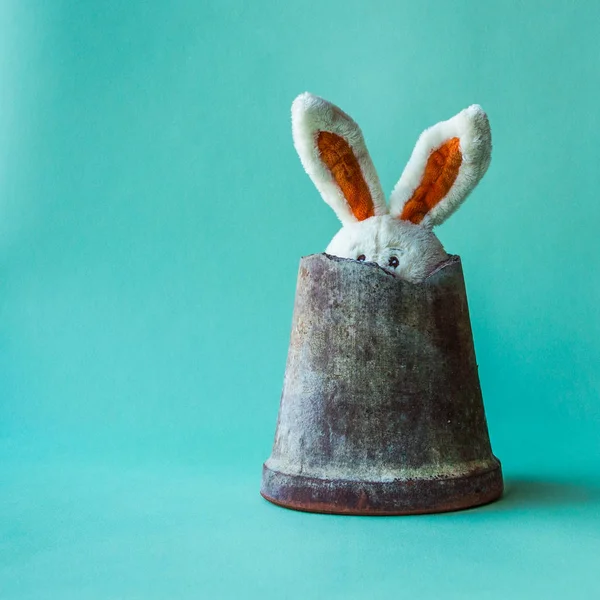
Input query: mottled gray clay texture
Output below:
<box><xmin>261</xmin><ymin>253</ymin><xmax>503</xmax><ymax>515</ymax></box>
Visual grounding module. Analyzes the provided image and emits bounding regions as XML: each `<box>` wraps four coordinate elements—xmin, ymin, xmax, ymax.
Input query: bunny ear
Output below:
<box><xmin>388</xmin><ymin>105</ymin><xmax>492</xmax><ymax>228</ymax></box>
<box><xmin>292</xmin><ymin>92</ymin><xmax>387</xmax><ymax>225</ymax></box>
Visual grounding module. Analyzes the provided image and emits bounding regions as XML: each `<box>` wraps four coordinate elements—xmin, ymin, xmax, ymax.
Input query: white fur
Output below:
<box><xmin>326</xmin><ymin>215</ymin><xmax>448</xmax><ymax>283</ymax></box>
<box><xmin>292</xmin><ymin>92</ymin><xmax>388</xmax><ymax>224</ymax></box>
<box><xmin>291</xmin><ymin>94</ymin><xmax>492</xmax><ymax>282</ymax></box>
<box><xmin>388</xmin><ymin>105</ymin><xmax>492</xmax><ymax>228</ymax></box>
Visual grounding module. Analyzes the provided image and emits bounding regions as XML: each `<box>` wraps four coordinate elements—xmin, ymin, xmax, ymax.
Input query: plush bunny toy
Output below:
<box><xmin>292</xmin><ymin>93</ymin><xmax>492</xmax><ymax>283</ymax></box>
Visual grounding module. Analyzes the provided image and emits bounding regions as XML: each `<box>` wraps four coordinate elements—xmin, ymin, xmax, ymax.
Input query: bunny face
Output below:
<box><xmin>326</xmin><ymin>215</ymin><xmax>448</xmax><ymax>282</ymax></box>
<box><xmin>292</xmin><ymin>93</ymin><xmax>492</xmax><ymax>283</ymax></box>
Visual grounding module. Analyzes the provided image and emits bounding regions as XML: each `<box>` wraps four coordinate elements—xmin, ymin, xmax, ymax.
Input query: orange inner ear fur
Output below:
<box><xmin>317</xmin><ymin>131</ymin><xmax>374</xmax><ymax>221</ymax></box>
<box><xmin>400</xmin><ymin>137</ymin><xmax>462</xmax><ymax>224</ymax></box>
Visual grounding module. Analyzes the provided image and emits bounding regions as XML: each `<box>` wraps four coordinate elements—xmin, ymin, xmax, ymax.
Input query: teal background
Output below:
<box><xmin>1</xmin><ymin>1</ymin><xmax>599</xmax><ymax>598</ymax></box>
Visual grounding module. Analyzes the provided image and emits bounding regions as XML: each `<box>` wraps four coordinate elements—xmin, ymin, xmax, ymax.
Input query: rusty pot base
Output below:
<box><xmin>261</xmin><ymin>464</ymin><xmax>503</xmax><ymax>516</ymax></box>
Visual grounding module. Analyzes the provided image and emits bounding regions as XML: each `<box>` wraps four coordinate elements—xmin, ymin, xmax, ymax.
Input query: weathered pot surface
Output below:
<box><xmin>261</xmin><ymin>253</ymin><xmax>503</xmax><ymax>515</ymax></box>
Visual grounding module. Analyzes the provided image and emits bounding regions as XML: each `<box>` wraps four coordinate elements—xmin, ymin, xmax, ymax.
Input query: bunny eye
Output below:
<box><xmin>357</xmin><ymin>254</ymin><xmax>366</xmax><ymax>262</ymax></box>
<box><xmin>388</xmin><ymin>256</ymin><xmax>399</xmax><ymax>268</ymax></box>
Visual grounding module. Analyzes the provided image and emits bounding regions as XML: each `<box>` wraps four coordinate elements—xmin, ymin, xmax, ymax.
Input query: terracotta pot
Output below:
<box><xmin>261</xmin><ymin>253</ymin><xmax>503</xmax><ymax>515</ymax></box>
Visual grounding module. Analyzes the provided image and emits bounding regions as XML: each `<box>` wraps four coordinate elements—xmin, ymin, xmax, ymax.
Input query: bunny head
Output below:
<box><xmin>292</xmin><ymin>93</ymin><xmax>492</xmax><ymax>282</ymax></box>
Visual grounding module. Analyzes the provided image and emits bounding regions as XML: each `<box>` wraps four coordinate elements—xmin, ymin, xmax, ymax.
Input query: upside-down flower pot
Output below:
<box><xmin>261</xmin><ymin>253</ymin><xmax>503</xmax><ymax>515</ymax></box>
